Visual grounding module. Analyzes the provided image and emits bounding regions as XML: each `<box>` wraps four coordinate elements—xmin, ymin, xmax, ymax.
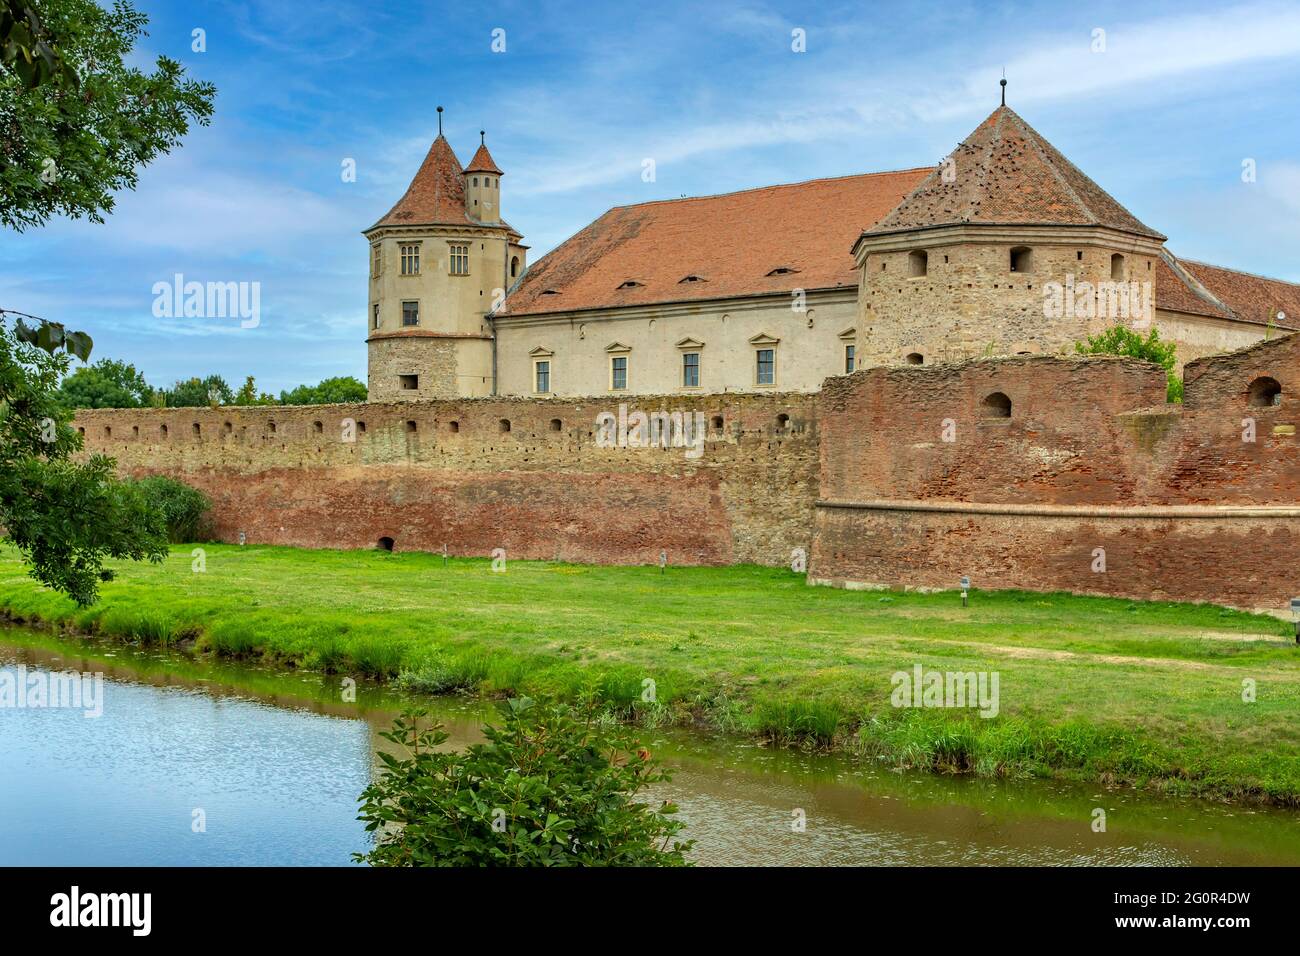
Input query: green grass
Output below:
<box><xmin>2</xmin><ymin>544</ymin><xmax>1299</xmax><ymax>804</ymax></box>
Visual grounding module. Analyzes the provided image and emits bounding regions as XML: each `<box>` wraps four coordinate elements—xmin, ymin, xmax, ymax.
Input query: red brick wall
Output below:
<box><xmin>74</xmin><ymin>393</ymin><xmax>819</xmax><ymax>567</ymax></box>
<box><xmin>71</xmin><ymin>334</ymin><xmax>1300</xmax><ymax>609</ymax></box>
<box><xmin>810</xmin><ymin>333</ymin><xmax>1300</xmax><ymax>610</ymax></box>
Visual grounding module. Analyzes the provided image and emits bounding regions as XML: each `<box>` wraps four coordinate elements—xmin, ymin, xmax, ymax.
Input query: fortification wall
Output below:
<box><xmin>73</xmin><ymin>392</ymin><xmax>819</xmax><ymax>568</ymax></box>
<box><xmin>71</xmin><ymin>334</ymin><xmax>1299</xmax><ymax>610</ymax></box>
<box><xmin>809</xmin><ymin>333</ymin><xmax>1300</xmax><ymax>610</ymax></box>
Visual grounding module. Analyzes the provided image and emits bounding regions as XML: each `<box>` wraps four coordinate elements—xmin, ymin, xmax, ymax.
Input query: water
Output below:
<box><xmin>2</xmin><ymin>628</ymin><xmax>1297</xmax><ymax>866</ymax></box>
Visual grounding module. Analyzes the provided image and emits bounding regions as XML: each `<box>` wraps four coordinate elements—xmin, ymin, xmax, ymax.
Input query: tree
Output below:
<box><xmin>0</xmin><ymin>318</ymin><xmax>168</xmax><ymax>604</ymax></box>
<box><xmin>233</xmin><ymin>375</ymin><xmax>277</xmax><ymax>406</ymax></box>
<box><xmin>0</xmin><ymin>0</ymin><xmax>216</xmax><ymax>231</ymax></box>
<box><xmin>356</xmin><ymin>698</ymin><xmax>693</xmax><ymax>867</ymax></box>
<box><xmin>1075</xmin><ymin>325</ymin><xmax>1183</xmax><ymax>403</ymax></box>
<box><xmin>57</xmin><ymin>356</ymin><xmax>153</xmax><ymax>408</ymax></box>
<box><xmin>164</xmin><ymin>374</ymin><xmax>233</xmax><ymax>408</ymax></box>
<box><xmin>279</xmin><ymin>376</ymin><xmax>368</xmax><ymax>406</ymax></box>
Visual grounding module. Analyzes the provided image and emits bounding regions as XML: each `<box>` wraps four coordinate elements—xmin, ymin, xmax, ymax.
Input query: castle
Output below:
<box><xmin>365</xmin><ymin>103</ymin><xmax>1299</xmax><ymax>402</ymax></box>
<box><xmin>71</xmin><ymin>102</ymin><xmax>1300</xmax><ymax>614</ymax></box>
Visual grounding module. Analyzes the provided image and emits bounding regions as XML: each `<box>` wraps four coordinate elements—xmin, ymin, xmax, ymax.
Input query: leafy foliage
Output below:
<box><xmin>127</xmin><ymin>475</ymin><xmax>210</xmax><ymax>542</ymax></box>
<box><xmin>0</xmin><ymin>320</ymin><xmax>167</xmax><ymax>604</ymax></box>
<box><xmin>356</xmin><ymin>698</ymin><xmax>693</xmax><ymax>867</ymax></box>
<box><xmin>163</xmin><ymin>374</ymin><xmax>233</xmax><ymax>408</ymax></box>
<box><xmin>0</xmin><ymin>0</ymin><xmax>216</xmax><ymax>231</ymax></box>
<box><xmin>1075</xmin><ymin>325</ymin><xmax>1183</xmax><ymax>403</ymax></box>
<box><xmin>279</xmin><ymin>376</ymin><xmax>368</xmax><ymax>406</ymax></box>
<box><xmin>57</xmin><ymin>356</ymin><xmax>153</xmax><ymax>408</ymax></box>
<box><xmin>233</xmin><ymin>375</ymin><xmax>276</xmax><ymax>406</ymax></box>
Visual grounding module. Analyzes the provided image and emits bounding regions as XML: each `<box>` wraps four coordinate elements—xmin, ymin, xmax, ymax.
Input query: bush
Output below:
<box><xmin>129</xmin><ymin>476</ymin><xmax>212</xmax><ymax>542</ymax></box>
<box><xmin>1074</xmin><ymin>325</ymin><xmax>1183</xmax><ymax>403</ymax></box>
<box><xmin>355</xmin><ymin>698</ymin><xmax>693</xmax><ymax>866</ymax></box>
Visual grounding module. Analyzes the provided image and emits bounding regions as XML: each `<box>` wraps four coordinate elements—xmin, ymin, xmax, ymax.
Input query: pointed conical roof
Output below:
<box><xmin>368</xmin><ymin>135</ymin><xmax>468</xmax><ymax>230</ymax></box>
<box><xmin>863</xmin><ymin>106</ymin><xmax>1164</xmax><ymax>240</ymax></box>
<box><xmin>465</xmin><ymin>141</ymin><xmax>502</xmax><ymax>175</ymax></box>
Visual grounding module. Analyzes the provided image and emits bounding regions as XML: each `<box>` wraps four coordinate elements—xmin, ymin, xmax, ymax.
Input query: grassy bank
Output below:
<box><xmin>2</xmin><ymin>544</ymin><xmax>1298</xmax><ymax>804</ymax></box>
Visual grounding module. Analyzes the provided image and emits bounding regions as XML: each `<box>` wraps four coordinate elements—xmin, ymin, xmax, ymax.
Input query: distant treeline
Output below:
<box><xmin>57</xmin><ymin>359</ymin><xmax>368</xmax><ymax>408</ymax></box>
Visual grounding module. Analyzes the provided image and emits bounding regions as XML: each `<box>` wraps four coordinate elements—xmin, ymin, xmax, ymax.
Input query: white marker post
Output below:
<box><xmin>960</xmin><ymin>576</ymin><xmax>971</xmax><ymax>609</ymax></box>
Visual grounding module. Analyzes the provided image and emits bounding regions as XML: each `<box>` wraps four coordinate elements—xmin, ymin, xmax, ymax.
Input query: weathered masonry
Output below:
<box><xmin>74</xmin><ymin>333</ymin><xmax>1298</xmax><ymax>613</ymax></box>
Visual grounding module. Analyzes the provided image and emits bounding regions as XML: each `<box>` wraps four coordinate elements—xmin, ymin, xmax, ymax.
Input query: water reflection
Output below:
<box><xmin>1</xmin><ymin>630</ymin><xmax>1296</xmax><ymax>867</ymax></box>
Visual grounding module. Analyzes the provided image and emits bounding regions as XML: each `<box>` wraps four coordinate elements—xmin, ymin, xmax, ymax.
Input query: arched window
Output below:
<box><xmin>711</xmin><ymin>415</ymin><xmax>724</xmax><ymax>430</ymax></box>
<box><xmin>510</xmin><ymin>256</ymin><xmax>519</xmax><ymax>278</ymax></box>
<box><xmin>1110</xmin><ymin>253</ymin><xmax>1126</xmax><ymax>281</ymax></box>
<box><xmin>1248</xmin><ymin>376</ymin><xmax>1282</xmax><ymax>407</ymax></box>
<box><xmin>776</xmin><ymin>413</ymin><xmax>790</xmax><ymax>430</ymax></box>
<box><xmin>906</xmin><ymin>353</ymin><xmax>924</xmax><ymax>365</ymax></box>
<box><xmin>981</xmin><ymin>392</ymin><xmax>1012</xmax><ymax>418</ymax></box>
<box><xmin>908</xmin><ymin>250</ymin><xmax>928</xmax><ymax>277</ymax></box>
<box><xmin>1009</xmin><ymin>246</ymin><xmax>1032</xmax><ymax>273</ymax></box>
<box><xmin>549</xmin><ymin>418</ymin><xmax>562</xmax><ymax>432</ymax></box>
<box><xmin>405</xmin><ymin>420</ymin><xmax>417</xmax><ymax>433</ymax></box>
<box><xmin>499</xmin><ymin>419</ymin><xmax>512</xmax><ymax>433</ymax></box>
<box><xmin>377</xmin><ymin>536</ymin><xmax>394</xmax><ymax>552</ymax></box>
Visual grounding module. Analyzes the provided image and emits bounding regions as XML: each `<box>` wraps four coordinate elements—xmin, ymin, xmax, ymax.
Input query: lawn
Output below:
<box><xmin>2</xmin><ymin>544</ymin><xmax>1298</xmax><ymax>804</ymax></box>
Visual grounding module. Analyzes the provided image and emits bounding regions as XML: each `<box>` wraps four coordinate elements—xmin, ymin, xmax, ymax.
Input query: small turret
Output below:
<box><xmin>464</xmin><ymin>130</ymin><xmax>503</xmax><ymax>224</ymax></box>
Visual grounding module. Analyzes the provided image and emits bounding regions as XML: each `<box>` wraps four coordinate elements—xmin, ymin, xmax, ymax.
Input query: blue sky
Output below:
<box><xmin>4</xmin><ymin>0</ymin><xmax>1299</xmax><ymax>393</ymax></box>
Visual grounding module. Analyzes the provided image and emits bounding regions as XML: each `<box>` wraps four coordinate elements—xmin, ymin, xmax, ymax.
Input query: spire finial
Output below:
<box><xmin>1000</xmin><ymin>73</ymin><xmax>1007</xmax><ymax>107</ymax></box>
<box><xmin>480</xmin><ymin>129</ymin><xmax>485</xmax><ymax>145</ymax></box>
<box><xmin>437</xmin><ymin>105</ymin><xmax>443</xmax><ymax>135</ymax></box>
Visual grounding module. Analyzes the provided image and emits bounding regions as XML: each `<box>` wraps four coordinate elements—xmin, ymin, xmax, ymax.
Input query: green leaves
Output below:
<box><xmin>0</xmin><ymin>318</ymin><xmax>168</xmax><ymax>604</ymax></box>
<box><xmin>0</xmin><ymin>0</ymin><xmax>216</xmax><ymax>231</ymax></box>
<box><xmin>1074</xmin><ymin>324</ymin><xmax>1184</xmax><ymax>403</ymax></box>
<box><xmin>355</xmin><ymin>699</ymin><xmax>694</xmax><ymax>867</ymax></box>
<box><xmin>13</xmin><ymin>316</ymin><xmax>92</xmax><ymax>361</ymax></box>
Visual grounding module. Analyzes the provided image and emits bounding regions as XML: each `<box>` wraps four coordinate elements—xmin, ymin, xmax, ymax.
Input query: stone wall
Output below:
<box><xmin>72</xmin><ymin>334</ymin><xmax>1299</xmax><ymax>610</ymax></box>
<box><xmin>74</xmin><ymin>391</ymin><xmax>820</xmax><ymax>567</ymax></box>
<box><xmin>809</xmin><ymin>333</ymin><xmax>1300</xmax><ymax>611</ymax></box>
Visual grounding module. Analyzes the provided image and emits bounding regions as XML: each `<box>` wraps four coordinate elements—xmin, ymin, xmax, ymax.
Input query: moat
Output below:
<box><xmin>2</xmin><ymin>627</ymin><xmax>1298</xmax><ymax>867</ymax></box>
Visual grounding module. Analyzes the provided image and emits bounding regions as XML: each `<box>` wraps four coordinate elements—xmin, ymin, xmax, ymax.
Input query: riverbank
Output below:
<box><xmin>2</xmin><ymin>544</ymin><xmax>1298</xmax><ymax>806</ymax></box>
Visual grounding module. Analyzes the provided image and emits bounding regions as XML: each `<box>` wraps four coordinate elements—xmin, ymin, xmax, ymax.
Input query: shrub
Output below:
<box><xmin>355</xmin><ymin>698</ymin><xmax>693</xmax><ymax>867</ymax></box>
<box><xmin>129</xmin><ymin>476</ymin><xmax>211</xmax><ymax>542</ymax></box>
<box><xmin>1074</xmin><ymin>325</ymin><xmax>1183</xmax><ymax>403</ymax></box>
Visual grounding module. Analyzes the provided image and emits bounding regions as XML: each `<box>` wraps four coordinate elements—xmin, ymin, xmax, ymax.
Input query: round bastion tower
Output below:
<box><xmin>852</xmin><ymin>104</ymin><xmax>1166</xmax><ymax>367</ymax></box>
<box><xmin>364</xmin><ymin>109</ymin><xmax>528</xmax><ymax>400</ymax></box>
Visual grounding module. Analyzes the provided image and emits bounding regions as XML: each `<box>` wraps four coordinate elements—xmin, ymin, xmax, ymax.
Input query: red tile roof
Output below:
<box><xmin>501</xmin><ymin>168</ymin><xmax>929</xmax><ymax>317</ymax></box>
<box><xmin>1176</xmin><ymin>258</ymin><xmax>1300</xmax><ymax>330</ymax></box>
<box><xmin>466</xmin><ymin>142</ymin><xmax>502</xmax><ymax>175</ymax></box>
<box><xmin>862</xmin><ymin>106</ymin><xmax>1164</xmax><ymax>241</ymax></box>
<box><xmin>367</xmin><ymin>135</ymin><xmax>514</xmax><ymax>232</ymax></box>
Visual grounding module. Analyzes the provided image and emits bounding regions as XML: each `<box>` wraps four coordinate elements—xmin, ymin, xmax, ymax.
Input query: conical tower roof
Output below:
<box><xmin>368</xmin><ymin>135</ymin><xmax>468</xmax><ymax>229</ymax></box>
<box><xmin>465</xmin><ymin>140</ymin><xmax>502</xmax><ymax>175</ymax></box>
<box><xmin>863</xmin><ymin>106</ymin><xmax>1164</xmax><ymax>240</ymax></box>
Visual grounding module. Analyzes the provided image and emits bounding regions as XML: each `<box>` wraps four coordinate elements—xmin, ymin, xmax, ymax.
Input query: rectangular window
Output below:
<box><xmin>371</xmin><ymin>243</ymin><xmax>382</xmax><ymax>277</ymax></box>
<box><xmin>400</xmin><ymin>244</ymin><xmax>420</xmax><ymax>275</ymax></box>
<box><xmin>845</xmin><ymin>345</ymin><xmax>855</xmax><ymax>373</ymax></box>
<box><xmin>682</xmin><ymin>352</ymin><xmax>700</xmax><ymax>387</ymax></box>
<box><xmin>449</xmin><ymin>243</ymin><xmax>469</xmax><ymax>276</ymax></box>
<box><xmin>399</xmin><ymin>374</ymin><xmax>418</xmax><ymax>390</ymax></box>
<box><xmin>372</xmin><ymin>303</ymin><xmax>380</xmax><ymax>329</ymax></box>
<box><xmin>535</xmin><ymin>360</ymin><xmax>550</xmax><ymax>394</ymax></box>
<box><xmin>610</xmin><ymin>355</ymin><xmax>628</xmax><ymax>390</ymax></box>
<box><xmin>402</xmin><ymin>300</ymin><xmax>419</xmax><ymax>326</ymax></box>
<box><xmin>756</xmin><ymin>348</ymin><xmax>775</xmax><ymax>386</ymax></box>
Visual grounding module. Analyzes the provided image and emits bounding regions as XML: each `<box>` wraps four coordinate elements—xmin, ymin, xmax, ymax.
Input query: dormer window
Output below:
<box><xmin>617</xmin><ymin>280</ymin><xmax>644</xmax><ymax>289</ymax></box>
<box><xmin>766</xmin><ymin>266</ymin><xmax>799</xmax><ymax>276</ymax></box>
<box><xmin>678</xmin><ymin>274</ymin><xmax>706</xmax><ymax>284</ymax></box>
<box><xmin>540</xmin><ymin>289</ymin><xmax>559</xmax><ymax>296</ymax></box>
